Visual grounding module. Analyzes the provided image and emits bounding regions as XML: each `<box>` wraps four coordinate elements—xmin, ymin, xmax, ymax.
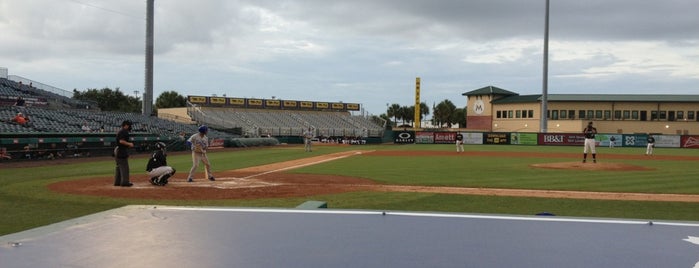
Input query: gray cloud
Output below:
<box><xmin>0</xmin><ymin>0</ymin><xmax>697</xmax><ymax>114</ymax></box>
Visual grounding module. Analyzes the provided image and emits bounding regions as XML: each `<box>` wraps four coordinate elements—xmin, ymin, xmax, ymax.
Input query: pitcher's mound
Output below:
<box><xmin>531</xmin><ymin>162</ymin><xmax>653</xmax><ymax>171</ymax></box>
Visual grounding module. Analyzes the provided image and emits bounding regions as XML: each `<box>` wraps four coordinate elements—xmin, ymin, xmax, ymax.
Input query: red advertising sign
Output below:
<box><xmin>210</xmin><ymin>139</ymin><xmax>225</xmax><ymax>148</ymax></box>
<box><xmin>434</xmin><ymin>132</ymin><xmax>455</xmax><ymax>144</ymax></box>
<box><xmin>681</xmin><ymin>135</ymin><xmax>699</xmax><ymax>148</ymax></box>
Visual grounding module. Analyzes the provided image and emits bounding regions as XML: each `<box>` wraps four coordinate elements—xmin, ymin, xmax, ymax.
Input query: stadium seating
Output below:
<box><xmin>0</xmin><ymin>106</ymin><xmax>235</xmax><ymax>139</ymax></box>
<box><xmin>193</xmin><ymin>107</ymin><xmax>384</xmax><ymax>138</ymax></box>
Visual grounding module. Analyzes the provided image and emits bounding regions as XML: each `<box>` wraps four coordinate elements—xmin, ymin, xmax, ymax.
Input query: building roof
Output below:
<box><xmin>462</xmin><ymin>86</ymin><xmax>518</xmax><ymax>96</ymax></box>
<box><xmin>491</xmin><ymin>94</ymin><xmax>699</xmax><ymax>104</ymax></box>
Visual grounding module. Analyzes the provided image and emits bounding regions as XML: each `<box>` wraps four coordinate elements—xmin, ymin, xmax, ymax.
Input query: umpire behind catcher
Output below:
<box><xmin>114</xmin><ymin>120</ymin><xmax>134</xmax><ymax>187</ymax></box>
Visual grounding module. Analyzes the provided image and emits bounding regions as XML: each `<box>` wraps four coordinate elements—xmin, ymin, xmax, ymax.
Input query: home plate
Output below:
<box><xmin>174</xmin><ymin>177</ymin><xmax>282</xmax><ymax>189</ymax></box>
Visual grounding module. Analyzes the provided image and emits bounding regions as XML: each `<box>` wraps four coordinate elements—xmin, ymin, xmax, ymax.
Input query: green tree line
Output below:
<box><xmin>72</xmin><ymin>88</ymin><xmax>186</xmax><ymax>113</ymax></box>
<box><xmin>381</xmin><ymin>99</ymin><xmax>466</xmax><ymax>128</ymax></box>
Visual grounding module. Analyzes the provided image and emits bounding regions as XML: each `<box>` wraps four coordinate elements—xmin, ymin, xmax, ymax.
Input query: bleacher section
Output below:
<box><xmin>0</xmin><ymin>106</ymin><xmax>234</xmax><ymax>139</ymax></box>
<box><xmin>190</xmin><ymin>107</ymin><xmax>385</xmax><ymax>138</ymax></box>
<box><xmin>0</xmin><ymin>77</ymin><xmax>91</xmax><ymax>109</ymax></box>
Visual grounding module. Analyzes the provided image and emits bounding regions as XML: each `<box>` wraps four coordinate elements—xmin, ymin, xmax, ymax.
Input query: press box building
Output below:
<box><xmin>463</xmin><ymin>86</ymin><xmax>699</xmax><ymax>135</ymax></box>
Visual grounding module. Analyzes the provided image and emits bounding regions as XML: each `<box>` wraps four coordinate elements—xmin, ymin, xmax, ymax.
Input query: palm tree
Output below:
<box><xmin>453</xmin><ymin>107</ymin><xmax>466</xmax><ymax>128</ymax></box>
<box><xmin>434</xmin><ymin>99</ymin><xmax>456</xmax><ymax>127</ymax></box>
<box><xmin>418</xmin><ymin>102</ymin><xmax>430</xmax><ymax>123</ymax></box>
<box><xmin>386</xmin><ymin>103</ymin><xmax>401</xmax><ymax>126</ymax></box>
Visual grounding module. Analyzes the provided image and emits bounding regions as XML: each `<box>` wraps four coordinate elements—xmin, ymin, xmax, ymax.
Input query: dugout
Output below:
<box><xmin>0</xmin><ymin>132</ymin><xmax>184</xmax><ymax>161</ymax></box>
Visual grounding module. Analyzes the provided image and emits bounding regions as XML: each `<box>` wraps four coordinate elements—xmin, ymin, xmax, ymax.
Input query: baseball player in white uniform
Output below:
<box><xmin>303</xmin><ymin>128</ymin><xmax>313</xmax><ymax>152</ymax></box>
<box><xmin>645</xmin><ymin>134</ymin><xmax>655</xmax><ymax>156</ymax></box>
<box><xmin>186</xmin><ymin>125</ymin><xmax>214</xmax><ymax>182</ymax></box>
<box><xmin>455</xmin><ymin>133</ymin><xmax>464</xmax><ymax>153</ymax></box>
<box><xmin>583</xmin><ymin>121</ymin><xmax>597</xmax><ymax>163</ymax></box>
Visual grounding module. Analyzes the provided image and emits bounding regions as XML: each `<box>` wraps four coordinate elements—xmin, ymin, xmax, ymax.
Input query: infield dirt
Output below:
<box><xmin>43</xmin><ymin>148</ymin><xmax>699</xmax><ymax>202</ymax></box>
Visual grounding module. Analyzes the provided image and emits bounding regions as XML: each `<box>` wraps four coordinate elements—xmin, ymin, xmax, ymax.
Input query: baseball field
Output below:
<box><xmin>1</xmin><ymin>143</ymin><xmax>699</xmax><ymax>236</ymax></box>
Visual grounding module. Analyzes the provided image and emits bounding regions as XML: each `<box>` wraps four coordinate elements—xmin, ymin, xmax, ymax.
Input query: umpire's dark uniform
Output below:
<box><xmin>114</xmin><ymin>120</ymin><xmax>133</xmax><ymax>187</ymax></box>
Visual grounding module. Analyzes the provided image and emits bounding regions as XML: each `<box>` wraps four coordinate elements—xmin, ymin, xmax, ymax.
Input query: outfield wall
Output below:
<box><xmin>397</xmin><ymin>130</ymin><xmax>699</xmax><ymax>149</ymax></box>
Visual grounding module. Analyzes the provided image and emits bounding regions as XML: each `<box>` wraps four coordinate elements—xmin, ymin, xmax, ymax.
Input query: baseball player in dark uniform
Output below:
<box><xmin>583</xmin><ymin>121</ymin><xmax>597</xmax><ymax>163</ymax></box>
<box><xmin>645</xmin><ymin>134</ymin><xmax>655</xmax><ymax>156</ymax></box>
<box><xmin>146</xmin><ymin>142</ymin><xmax>176</xmax><ymax>186</ymax></box>
<box><xmin>114</xmin><ymin>120</ymin><xmax>134</xmax><ymax>187</ymax></box>
<box><xmin>455</xmin><ymin>133</ymin><xmax>464</xmax><ymax>153</ymax></box>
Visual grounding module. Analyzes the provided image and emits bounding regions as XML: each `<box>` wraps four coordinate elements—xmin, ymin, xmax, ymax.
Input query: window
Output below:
<box><xmin>659</xmin><ymin>111</ymin><xmax>667</xmax><ymax>120</ymax></box>
<box><xmin>496</xmin><ymin>111</ymin><xmax>502</xmax><ymax>118</ymax></box>
<box><xmin>623</xmin><ymin>110</ymin><xmax>630</xmax><ymax>119</ymax></box>
<box><xmin>614</xmin><ymin>110</ymin><xmax>621</xmax><ymax>120</ymax></box>
<box><xmin>651</xmin><ymin>111</ymin><xmax>658</xmax><ymax>120</ymax></box>
<box><xmin>632</xmin><ymin>111</ymin><xmax>639</xmax><ymax>120</ymax></box>
<box><xmin>604</xmin><ymin>110</ymin><xmax>611</xmax><ymax>120</ymax></box>
<box><xmin>508</xmin><ymin>110</ymin><xmax>513</xmax><ymax>118</ymax></box>
<box><xmin>528</xmin><ymin>110</ymin><xmax>534</xmax><ymax>118</ymax></box>
<box><xmin>677</xmin><ymin>111</ymin><xmax>684</xmax><ymax>120</ymax></box>
<box><xmin>595</xmin><ymin>110</ymin><xmax>603</xmax><ymax>119</ymax></box>
<box><xmin>579</xmin><ymin>110</ymin><xmax>585</xmax><ymax>119</ymax></box>
<box><xmin>688</xmin><ymin>111</ymin><xmax>695</xmax><ymax>120</ymax></box>
<box><xmin>516</xmin><ymin>110</ymin><xmax>522</xmax><ymax>118</ymax></box>
<box><xmin>669</xmin><ymin>111</ymin><xmax>676</xmax><ymax>121</ymax></box>
<box><xmin>587</xmin><ymin>110</ymin><xmax>594</xmax><ymax>119</ymax></box>
<box><xmin>568</xmin><ymin>110</ymin><xmax>575</xmax><ymax>119</ymax></box>
<box><xmin>551</xmin><ymin>110</ymin><xmax>559</xmax><ymax>120</ymax></box>
<box><xmin>560</xmin><ymin>110</ymin><xmax>568</xmax><ymax>119</ymax></box>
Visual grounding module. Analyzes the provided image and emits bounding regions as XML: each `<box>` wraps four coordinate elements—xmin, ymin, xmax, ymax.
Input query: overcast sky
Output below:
<box><xmin>1</xmin><ymin>0</ymin><xmax>698</xmax><ymax>115</ymax></box>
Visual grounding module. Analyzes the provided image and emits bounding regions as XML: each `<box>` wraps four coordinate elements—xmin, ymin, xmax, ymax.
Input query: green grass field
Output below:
<box><xmin>1</xmin><ymin>144</ymin><xmax>698</xmax><ymax>236</ymax></box>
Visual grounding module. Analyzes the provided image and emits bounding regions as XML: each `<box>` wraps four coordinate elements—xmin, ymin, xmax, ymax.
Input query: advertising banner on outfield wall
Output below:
<box><xmin>538</xmin><ymin>133</ymin><xmax>587</xmax><ymax>146</ymax></box>
<box><xmin>619</xmin><ymin>134</ymin><xmax>679</xmax><ymax>147</ymax></box>
<box><xmin>654</xmin><ymin>135</ymin><xmax>681</xmax><ymax>148</ymax></box>
<box><xmin>393</xmin><ymin>131</ymin><xmax>415</xmax><ymax>144</ymax></box>
<box><xmin>621</xmin><ymin>134</ymin><xmax>645</xmax><ymax>147</ymax></box>
<box><xmin>681</xmin><ymin>135</ymin><xmax>699</xmax><ymax>148</ymax></box>
<box><xmin>484</xmin><ymin>133</ymin><xmax>510</xmax><ymax>144</ymax></box>
<box><xmin>463</xmin><ymin>132</ymin><xmax>484</xmax><ymax>145</ymax></box>
<box><xmin>597</xmin><ymin>134</ymin><xmax>622</xmax><ymax>148</ymax></box>
<box><xmin>415</xmin><ymin>132</ymin><xmax>434</xmax><ymax>144</ymax></box>
<box><xmin>510</xmin><ymin>133</ymin><xmax>538</xmax><ymax>145</ymax></box>
<box><xmin>434</xmin><ymin>132</ymin><xmax>456</xmax><ymax>144</ymax></box>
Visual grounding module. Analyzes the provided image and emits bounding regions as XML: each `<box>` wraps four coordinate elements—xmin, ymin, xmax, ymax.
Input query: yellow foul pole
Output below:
<box><xmin>414</xmin><ymin>77</ymin><xmax>421</xmax><ymax>129</ymax></box>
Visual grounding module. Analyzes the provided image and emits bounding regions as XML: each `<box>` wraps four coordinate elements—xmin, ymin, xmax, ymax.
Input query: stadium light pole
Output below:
<box><xmin>144</xmin><ymin>0</ymin><xmax>154</xmax><ymax>116</ymax></box>
<box><xmin>540</xmin><ymin>0</ymin><xmax>549</xmax><ymax>133</ymax></box>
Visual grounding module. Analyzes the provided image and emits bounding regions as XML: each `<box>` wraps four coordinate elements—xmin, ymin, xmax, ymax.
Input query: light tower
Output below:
<box><xmin>143</xmin><ymin>0</ymin><xmax>154</xmax><ymax>116</ymax></box>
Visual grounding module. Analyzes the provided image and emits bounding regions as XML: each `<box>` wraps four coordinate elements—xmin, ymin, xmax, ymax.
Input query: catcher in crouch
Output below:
<box><xmin>146</xmin><ymin>142</ymin><xmax>176</xmax><ymax>186</ymax></box>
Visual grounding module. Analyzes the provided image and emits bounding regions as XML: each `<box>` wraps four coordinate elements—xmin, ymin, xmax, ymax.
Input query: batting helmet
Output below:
<box><xmin>198</xmin><ymin>125</ymin><xmax>208</xmax><ymax>134</ymax></box>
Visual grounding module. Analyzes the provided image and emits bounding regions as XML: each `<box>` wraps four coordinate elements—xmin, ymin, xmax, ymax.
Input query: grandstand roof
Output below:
<box><xmin>491</xmin><ymin>94</ymin><xmax>699</xmax><ymax>104</ymax></box>
<box><xmin>462</xmin><ymin>86</ymin><xmax>519</xmax><ymax>96</ymax></box>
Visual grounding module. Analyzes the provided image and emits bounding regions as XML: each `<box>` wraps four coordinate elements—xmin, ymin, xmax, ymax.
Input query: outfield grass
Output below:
<box><xmin>1</xmin><ymin>144</ymin><xmax>698</xmax><ymax>235</ymax></box>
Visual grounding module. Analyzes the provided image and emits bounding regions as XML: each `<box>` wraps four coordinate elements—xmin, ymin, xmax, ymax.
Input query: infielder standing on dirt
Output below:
<box><xmin>455</xmin><ymin>132</ymin><xmax>464</xmax><ymax>153</ymax></box>
<box><xmin>146</xmin><ymin>142</ymin><xmax>176</xmax><ymax>186</ymax></box>
<box><xmin>186</xmin><ymin>125</ymin><xmax>215</xmax><ymax>182</ymax></box>
<box><xmin>645</xmin><ymin>134</ymin><xmax>655</xmax><ymax>156</ymax></box>
<box><xmin>582</xmin><ymin>121</ymin><xmax>597</xmax><ymax>163</ymax></box>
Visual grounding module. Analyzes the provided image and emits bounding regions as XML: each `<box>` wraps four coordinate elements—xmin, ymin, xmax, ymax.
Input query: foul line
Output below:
<box><xmin>241</xmin><ymin>151</ymin><xmax>367</xmax><ymax>179</ymax></box>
